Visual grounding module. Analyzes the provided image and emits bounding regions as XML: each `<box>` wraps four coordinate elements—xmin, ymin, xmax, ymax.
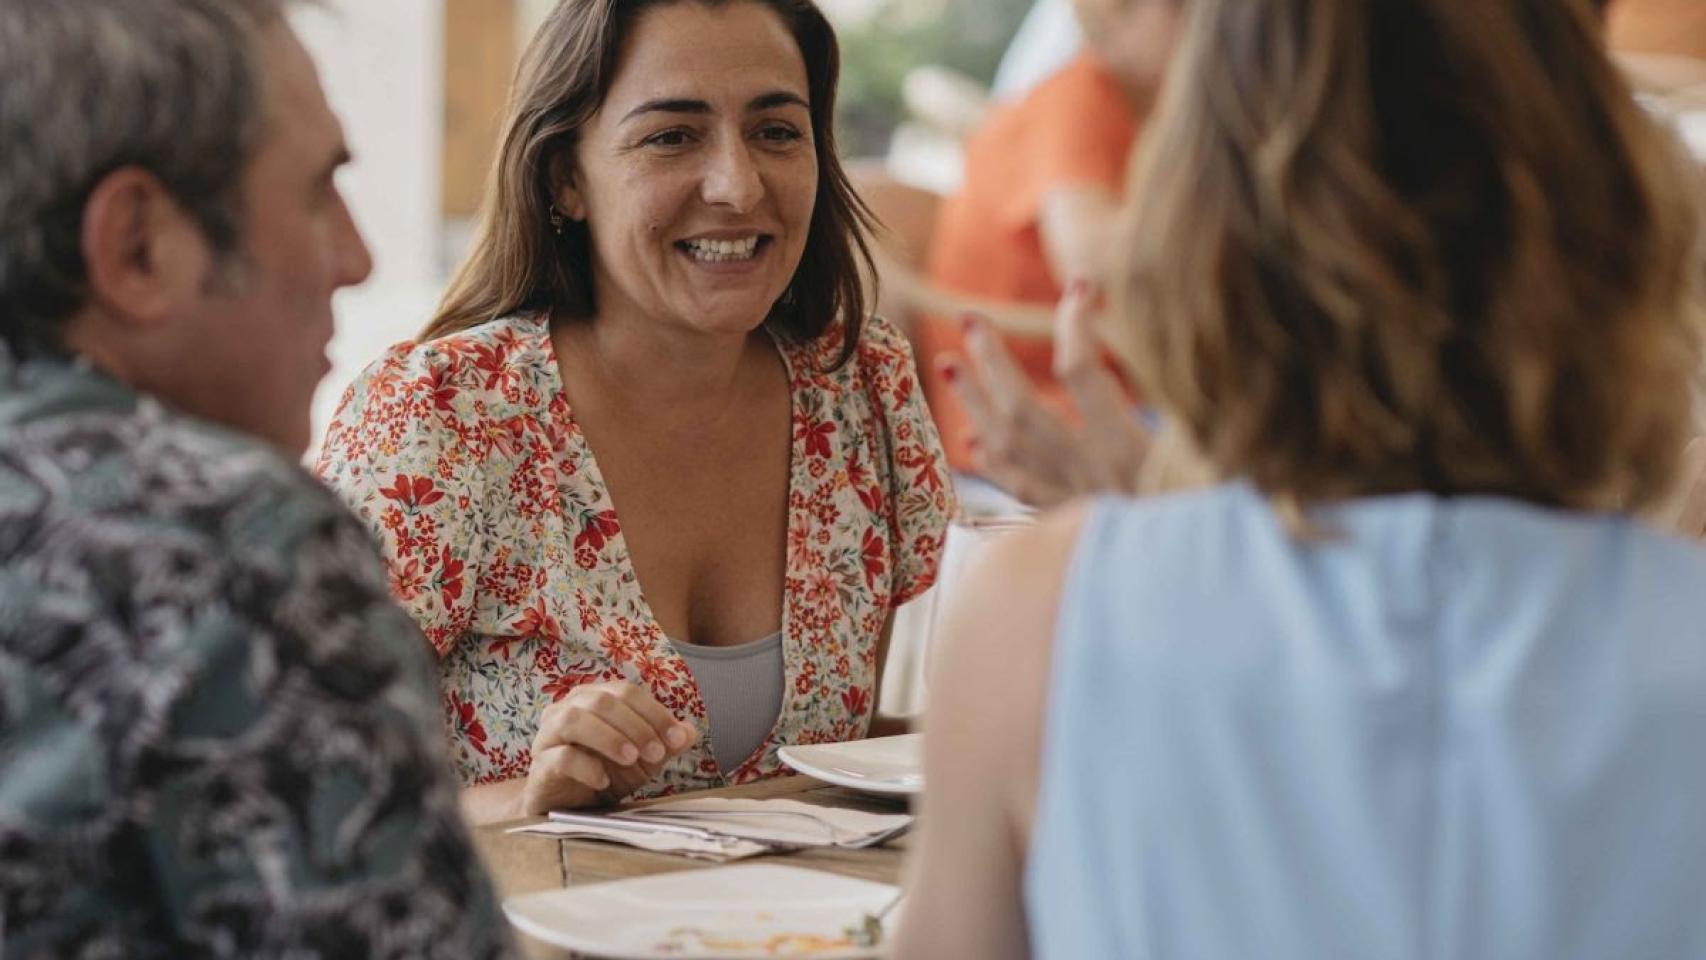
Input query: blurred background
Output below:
<box><xmin>295</xmin><ymin>0</ymin><xmax>1706</xmax><ymax>451</ymax></box>
<box><xmin>294</xmin><ymin>0</ymin><xmax>1040</xmax><ymax>447</ymax></box>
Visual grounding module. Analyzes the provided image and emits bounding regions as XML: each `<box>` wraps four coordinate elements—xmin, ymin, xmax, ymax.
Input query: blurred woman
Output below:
<box><xmin>898</xmin><ymin>0</ymin><xmax>1706</xmax><ymax>957</ymax></box>
<box><xmin>317</xmin><ymin>0</ymin><xmax>951</xmax><ymax>821</ymax></box>
<box><xmin>869</xmin><ymin>0</ymin><xmax>1182</xmax><ymax>479</ymax></box>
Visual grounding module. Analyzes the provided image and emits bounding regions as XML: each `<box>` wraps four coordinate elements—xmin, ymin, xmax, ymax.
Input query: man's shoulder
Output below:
<box><xmin>0</xmin><ymin>363</ymin><xmax>396</xmax><ymax>630</ymax></box>
<box><xmin>2</xmin><ymin>373</ymin><xmax>348</xmax><ymax>548</ymax></box>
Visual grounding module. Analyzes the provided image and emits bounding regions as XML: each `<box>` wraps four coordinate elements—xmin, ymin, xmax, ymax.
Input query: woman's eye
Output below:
<box><xmin>644</xmin><ymin>129</ymin><xmax>694</xmax><ymax>148</ymax></box>
<box><xmin>757</xmin><ymin>124</ymin><xmax>805</xmax><ymax>144</ymax></box>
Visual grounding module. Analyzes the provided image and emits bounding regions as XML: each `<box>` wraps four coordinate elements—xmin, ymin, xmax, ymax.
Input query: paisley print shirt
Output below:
<box><xmin>315</xmin><ymin>313</ymin><xmax>952</xmax><ymax>795</ymax></box>
<box><xmin>0</xmin><ymin>347</ymin><xmax>514</xmax><ymax>959</ymax></box>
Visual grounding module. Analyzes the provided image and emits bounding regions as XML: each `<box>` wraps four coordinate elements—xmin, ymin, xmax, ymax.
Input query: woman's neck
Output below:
<box><xmin>550</xmin><ymin>309</ymin><xmax>774</xmax><ymax>422</ymax></box>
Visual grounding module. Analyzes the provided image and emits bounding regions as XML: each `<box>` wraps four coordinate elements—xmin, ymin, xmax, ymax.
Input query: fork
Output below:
<box><xmin>847</xmin><ymin>891</ymin><xmax>905</xmax><ymax>947</ymax></box>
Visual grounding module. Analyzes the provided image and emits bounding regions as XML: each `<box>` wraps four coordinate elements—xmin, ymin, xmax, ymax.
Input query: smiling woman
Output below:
<box><xmin>315</xmin><ymin>0</ymin><xmax>953</xmax><ymax>823</ymax></box>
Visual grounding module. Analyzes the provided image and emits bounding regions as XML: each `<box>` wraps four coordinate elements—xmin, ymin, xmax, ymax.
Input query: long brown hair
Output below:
<box><xmin>1115</xmin><ymin>0</ymin><xmax>1704</xmax><ymax>512</ymax></box>
<box><xmin>425</xmin><ymin>0</ymin><xmax>874</xmax><ymax>365</ymax></box>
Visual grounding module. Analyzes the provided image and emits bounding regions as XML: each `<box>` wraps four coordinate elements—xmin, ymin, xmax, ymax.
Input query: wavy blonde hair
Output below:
<box><xmin>1114</xmin><ymin>0</ymin><xmax>1704</xmax><ymax>512</ymax></box>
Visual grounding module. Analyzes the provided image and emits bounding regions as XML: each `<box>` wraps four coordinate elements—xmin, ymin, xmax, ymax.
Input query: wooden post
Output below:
<box><xmin>443</xmin><ymin>0</ymin><xmax>518</xmax><ymax>222</ymax></box>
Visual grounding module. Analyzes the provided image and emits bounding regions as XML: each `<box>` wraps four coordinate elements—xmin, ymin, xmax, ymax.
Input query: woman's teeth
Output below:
<box><xmin>682</xmin><ymin>237</ymin><xmax>761</xmax><ymax>262</ymax></box>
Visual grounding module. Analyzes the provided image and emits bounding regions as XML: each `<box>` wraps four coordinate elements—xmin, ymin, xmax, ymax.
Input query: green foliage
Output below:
<box><xmin>834</xmin><ymin>0</ymin><xmax>1035</xmax><ymax>158</ymax></box>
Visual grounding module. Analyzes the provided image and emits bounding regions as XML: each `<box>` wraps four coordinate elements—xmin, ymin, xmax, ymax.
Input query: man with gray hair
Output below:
<box><xmin>0</xmin><ymin>1</ymin><xmax>515</xmax><ymax>956</ymax></box>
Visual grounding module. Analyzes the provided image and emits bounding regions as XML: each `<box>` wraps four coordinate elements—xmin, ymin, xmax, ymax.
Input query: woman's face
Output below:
<box><xmin>559</xmin><ymin>1</ymin><xmax>818</xmax><ymax>338</ymax></box>
<box><xmin>1074</xmin><ymin>0</ymin><xmax>1181</xmax><ymax>104</ymax></box>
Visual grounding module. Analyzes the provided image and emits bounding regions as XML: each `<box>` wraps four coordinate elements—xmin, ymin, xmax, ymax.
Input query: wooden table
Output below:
<box><xmin>472</xmin><ymin>774</ymin><xmax>911</xmax><ymax>958</ymax></box>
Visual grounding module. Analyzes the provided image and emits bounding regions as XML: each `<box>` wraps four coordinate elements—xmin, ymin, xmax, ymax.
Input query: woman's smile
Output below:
<box><xmin>676</xmin><ymin>233</ymin><xmax>774</xmax><ymax>269</ymax></box>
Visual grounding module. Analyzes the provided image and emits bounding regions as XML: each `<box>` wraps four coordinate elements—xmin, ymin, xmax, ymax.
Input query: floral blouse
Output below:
<box><xmin>315</xmin><ymin>312</ymin><xmax>953</xmax><ymax>795</ymax></box>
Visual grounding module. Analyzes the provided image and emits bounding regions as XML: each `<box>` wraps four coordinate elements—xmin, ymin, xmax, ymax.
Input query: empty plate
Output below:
<box><xmin>503</xmin><ymin>863</ymin><xmax>901</xmax><ymax>959</ymax></box>
<box><xmin>778</xmin><ymin>734</ymin><xmax>923</xmax><ymax>797</ymax></box>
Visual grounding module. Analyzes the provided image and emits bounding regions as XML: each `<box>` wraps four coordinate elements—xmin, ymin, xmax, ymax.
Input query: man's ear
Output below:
<box><xmin>79</xmin><ymin>167</ymin><xmax>214</xmax><ymax>328</ymax></box>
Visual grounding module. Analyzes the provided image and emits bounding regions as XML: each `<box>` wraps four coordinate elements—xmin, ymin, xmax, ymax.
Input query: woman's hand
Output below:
<box><xmin>943</xmin><ymin>280</ymin><xmax>1150</xmax><ymax>507</ymax></box>
<box><xmin>518</xmin><ymin>680</ymin><xmax>700</xmax><ymax>814</ymax></box>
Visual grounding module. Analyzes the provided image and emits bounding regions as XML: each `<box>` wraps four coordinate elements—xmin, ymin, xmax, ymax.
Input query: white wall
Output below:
<box><xmin>293</xmin><ymin>0</ymin><xmax>444</xmax><ymax>291</ymax></box>
<box><xmin>291</xmin><ymin>0</ymin><xmax>447</xmax><ymax>456</ymax></box>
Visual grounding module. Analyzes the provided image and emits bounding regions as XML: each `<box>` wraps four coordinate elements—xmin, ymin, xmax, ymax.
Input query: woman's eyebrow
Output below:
<box><xmin>747</xmin><ymin>91</ymin><xmax>808</xmax><ymax>112</ymax></box>
<box><xmin>620</xmin><ymin>90</ymin><xmax>807</xmax><ymax>124</ymax></box>
<box><xmin>621</xmin><ymin>98</ymin><xmax>711</xmax><ymax>123</ymax></box>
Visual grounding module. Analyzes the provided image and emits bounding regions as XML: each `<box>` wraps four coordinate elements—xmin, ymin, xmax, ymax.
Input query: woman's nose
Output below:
<box><xmin>700</xmin><ymin>139</ymin><xmax>764</xmax><ymax>212</ymax></box>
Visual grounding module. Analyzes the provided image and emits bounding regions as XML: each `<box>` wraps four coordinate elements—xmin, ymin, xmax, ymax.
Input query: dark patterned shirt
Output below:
<box><xmin>0</xmin><ymin>346</ymin><xmax>517</xmax><ymax>959</ymax></box>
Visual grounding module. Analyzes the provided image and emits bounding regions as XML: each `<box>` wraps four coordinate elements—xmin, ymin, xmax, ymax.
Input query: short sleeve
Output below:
<box><xmin>145</xmin><ymin>490</ymin><xmax>516</xmax><ymax>959</ymax></box>
<box><xmin>992</xmin><ymin>55</ymin><xmax>1141</xmax><ymax>228</ymax></box>
<box><xmin>314</xmin><ymin>343</ymin><xmax>482</xmax><ymax>657</ymax></box>
<box><xmin>858</xmin><ymin>316</ymin><xmax>956</xmax><ymax>606</ymax></box>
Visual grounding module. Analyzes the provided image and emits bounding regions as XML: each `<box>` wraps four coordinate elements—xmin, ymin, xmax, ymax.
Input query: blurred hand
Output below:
<box><xmin>1654</xmin><ymin>436</ymin><xmax>1706</xmax><ymax>539</ymax></box>
<box><xmin>519</xmin><ymin>680</ymin><xmax>700</xmax><ymax>813</ymax></box>
<box><xmin>943</xmin><ymin>280</ymin><xmax>1150</xmax><ymax>507</ymax></box>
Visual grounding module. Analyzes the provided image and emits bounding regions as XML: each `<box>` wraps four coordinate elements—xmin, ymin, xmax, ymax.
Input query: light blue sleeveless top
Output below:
<box><xmin>1026</xmin><ymin>483</ymin><xmax>1706</xmax><ymax>960</ymax></box>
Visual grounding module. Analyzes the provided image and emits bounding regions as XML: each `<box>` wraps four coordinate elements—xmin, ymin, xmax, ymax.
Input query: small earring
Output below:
<box><xmin>548</xmin><ymin>205</ymin><xmax>566</xmax><ymax>236</ymax></box>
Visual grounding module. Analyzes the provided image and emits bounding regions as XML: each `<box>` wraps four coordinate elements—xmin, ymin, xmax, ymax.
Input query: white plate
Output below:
<box><xmin>777</xmin><ymin>735</ymin><xmax>923</xmax><ymax>797</ymax></box>
<box><xmin>503</xmin><ymin>863</ymin><xmax>901</xmax><ymax>959</ymax></box>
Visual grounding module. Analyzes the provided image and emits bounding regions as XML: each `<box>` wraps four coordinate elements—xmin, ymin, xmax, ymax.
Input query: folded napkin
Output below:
<box><xmin>625</xmin><ymin>797</ymin><xmax>912</xmax><ymax>849</ymax></box>
<box><xmin>505</xmin><ymin>818</ymin><xmax>772</xmax><ymax>862</ymax></box>
<box><xmin>506</xmin><ymin>798</ymin><xmax>913</xmax><ymax>863</ymax></box>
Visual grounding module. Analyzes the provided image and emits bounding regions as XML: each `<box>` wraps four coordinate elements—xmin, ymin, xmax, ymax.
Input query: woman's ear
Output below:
<box><xmin>550</xmin><ymin>153</ymin><xmax>589</xmax><ymax>221</ymax></box>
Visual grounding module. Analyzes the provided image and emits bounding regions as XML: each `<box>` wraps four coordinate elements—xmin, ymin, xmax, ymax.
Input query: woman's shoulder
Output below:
<box><xmin>364</xmin><ymin>313</ymin><xmax>552</xmax><ymax>392</ymax></box>
<box><xmin>318</xmin><ymin>313</ymin><xmax>558</xmax><ymax>477</ymax></box>
<box><xmin>781</xmin><ymin>314</ymin><xmax>920</xmax><ymax>396</ymax></box>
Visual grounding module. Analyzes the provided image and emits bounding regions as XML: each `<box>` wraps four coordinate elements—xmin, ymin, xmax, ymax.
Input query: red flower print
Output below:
<box><xmin>416</xmin><ymin>366</ymin><xmax>459</xmax><ymax>413</ymax></box>
<box><xmin>601</xmin><ymin>624</ymin><xmax>639</xmax><ymax>665</ymax></box>
<box><xmin>448</xmin><ymin>692</ymin><xmax>488</xmax><ymax>755</ymax></box>
<box><xmin>542</xmin><ymin>671</ymin><xmax>603</xmax><ymax>701</ymax></box>
<box><xmin>576</xmin><ymin>591</ymin><xmax>603</xmax><ymax>631</ymax></box>
<box><xmin>436</xmin><ymin>545</ymin><xmax>465</xmax><ymax>607</ymax></box>
<box><xmin>860</xmin><ymin>528</ymin><xmax>886</xmax><ymax>590</ymax></box>
<box><xmin>574</xmin><ymin>510</ymin><xmax>621</xmax><ymax>552</ymax></box>
<box><xmin>847</xmin><ymin>454</ymin><xmax>871</xmax><ymax>489</ymax></box>
<box><xmin>856</xmin><ymin>483</ymin><xmax>884</xmax><ymax>514</ymax></box>
<box><xmin>471</xmin><ymin>343</ymin><xmax>512</xmax><ymax>391</ymax></box>
<box><xmin>510</xmin><ymin>597</ymin><xmax>564</xmax><ymax>644</ymax></box>
<box><xmin>574</xmin><ymin>543</ymin><xmax>598</xmax><ymax>570</ymax></box>
<box><xmin>898</xmin><ymin>445</ymin><xmax>944</xmax><ymax>492</ymax></box>
<box><xmin>795</xmin><ymin>417</ymin><xmax>837</xmax><ymax>459</ymax></box>
<box><xmin>893</xmin><ymin>373</ymin><xmax>915</xmax><ymax>403</ymax></box>
<box><xmin>379</xmin><ymin>473</ymin><xmax>445</xmax><ymax>511</ymax></box>
<box><xmin>389</xmin><ymin>557</ymin><xmax>426</xmax><ymax>601</ymax></box>
<box><xmin>835</xmin><ymin>688</ymin><xmax>866</xmax><ymax>716</ymax></box>
<box><xmin>635</xmin><ymin>649</ymin><xmax>678</xmax><ymax>688</ymax></box>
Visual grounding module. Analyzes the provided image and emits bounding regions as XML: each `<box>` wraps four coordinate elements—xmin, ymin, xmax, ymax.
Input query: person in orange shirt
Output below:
<box><xmin>870</xmin><ymin>0</ymin><xmax>1182</xmax><ymax>482</ymax></box>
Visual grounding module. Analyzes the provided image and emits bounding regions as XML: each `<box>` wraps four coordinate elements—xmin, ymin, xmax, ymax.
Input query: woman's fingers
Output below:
<box><xmin>1054</xmin><ymin>284</ymin><xmax>1129</xmax><ymax>430</ymax></box>
<box><xmin>1053</xmin><ymin>280</ymin><xmax>1148</xmax><ymax>492</ymax></box>
<box><xmin>536</xmin><ymin>681</ymin><xmax>698</xmax><ymax>766</ymax></box>
<box><xmin>1051</xmin><ymin>279</ymin><xmax>1100</xmax><ymax>382</ymax></box>
<box><xmin>522</xmin><ymin>682</ymin><xmax>703</xmax><ymax>812</ymax></box>
<box><xmin>961</xmin><ymin>314</ymin><xmax>1037</xmax><ymax>424</ymax></box>
<box><xmin>558</xmin><ymin>710</ymin><xmax>647</xmax><ymax>768</ymax></box>
<box><xmin>520</xmin><ymin>744</ymin><xmax>612</xmax><ymax>814</ymax></box>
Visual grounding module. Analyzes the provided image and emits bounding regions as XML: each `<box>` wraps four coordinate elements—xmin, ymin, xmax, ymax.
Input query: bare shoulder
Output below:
<box><xmin>940</xmin><ymin>502</ymin><xmax>1091</xmax><ymax>651</ymax></box>
<box><xmin>928</xmin><ymin>501</ymin><xmax>1096</xmax><ymax>830</ymax></box>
